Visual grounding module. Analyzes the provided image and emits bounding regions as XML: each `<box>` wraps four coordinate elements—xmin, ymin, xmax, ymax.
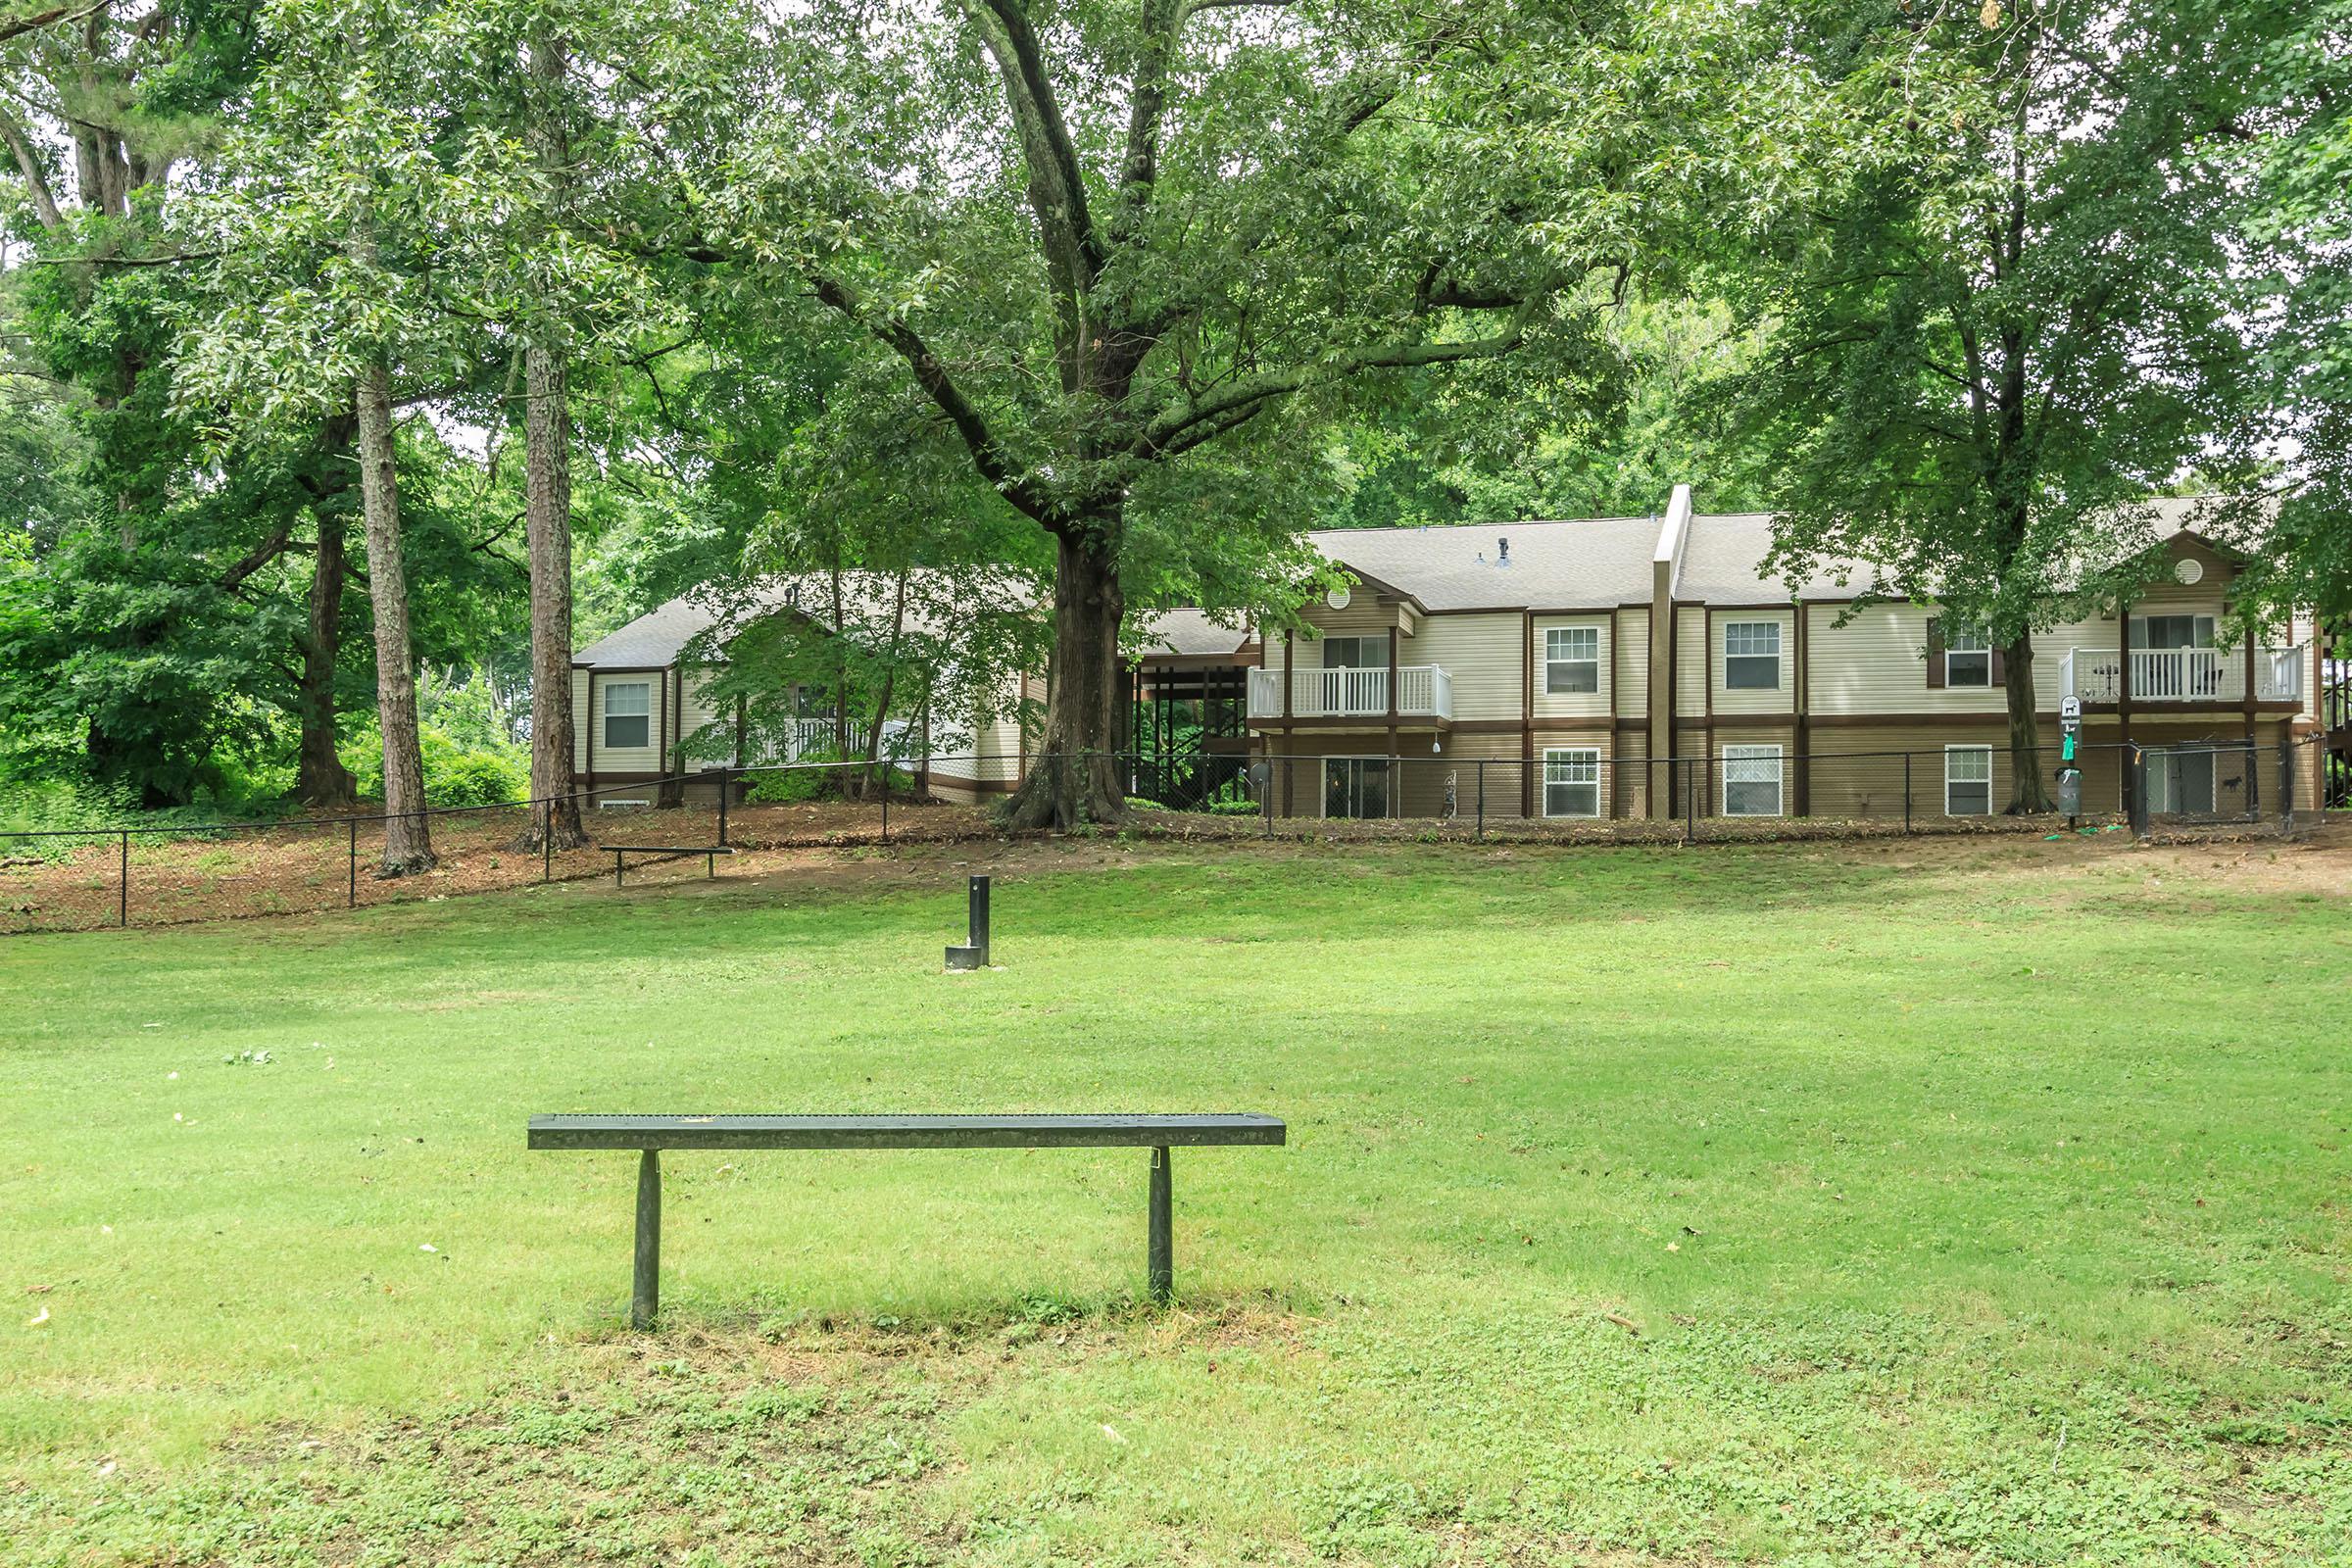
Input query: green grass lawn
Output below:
<box><xmin>3</xmin><ymin>837</ymin><xmax>2347</xmax><ymax>1566</ymax></box>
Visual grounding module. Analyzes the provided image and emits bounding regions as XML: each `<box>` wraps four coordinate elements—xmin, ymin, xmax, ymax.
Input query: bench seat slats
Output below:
<box><xmin>527</xmin><ymin>1111</ymin><xmax>1285</xmax><ymax>1152</ymax></box>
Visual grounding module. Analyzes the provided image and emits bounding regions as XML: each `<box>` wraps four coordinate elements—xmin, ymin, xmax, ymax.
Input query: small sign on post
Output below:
<box><xmin>2056</xmin><ymin>696</ymin><xmax>2083</xmax><ymax>825</ymax></box>
<box><xmin>946</xmin><ymin>874</ymin><xmax>991</xmax><ymax>970</ymax></box>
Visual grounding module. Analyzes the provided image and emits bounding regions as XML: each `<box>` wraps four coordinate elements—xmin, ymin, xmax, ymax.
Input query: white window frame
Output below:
<box><xmin>1723</xmin><ymin>621</ymin><xmax>1782</xmax><ymax>691</ymax></box>
<box><xmin>1944</xmin><ymin>627</ymin><xmax>1992</xmax><ymax>688</ymax></box>
<box><xmin>1544</xmin><ymin>626</ymin><xmax>1601</xmax><ymax>695</ymax></box>
<box><xmin>1542</xmin><ymin>747</ymin><xmax>1602</xmax><ymax>818</ymax></box>
<box><xmin>1944</xmin><ymin>745</ymin><xmax>1992</xmax><ymax>815</ymax></box>
<box><xmin>602</xmin><ymin>680</ymin><xmax>652</xmax><ymax>751</ymax></box>
<box><xmin>1721</xmin><ymin>744</ymin><xmax>1784</xmax><ymax>817</ymax></box>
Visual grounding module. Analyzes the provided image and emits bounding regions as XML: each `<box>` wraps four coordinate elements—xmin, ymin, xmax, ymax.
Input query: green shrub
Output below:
<box><xmin>745</xmin><ymin>766</ymin><xmax>829</xmax><ymax>805</ymax></box>
<box><xmin>340</xmin><ymin>726</ymin><xmax>528</xmax><ymax>810</ymax></box>
<box><xmin>1209</xmin><ymin>796</ymin><xmax>1263</xmax><ymax>816</ymax></box>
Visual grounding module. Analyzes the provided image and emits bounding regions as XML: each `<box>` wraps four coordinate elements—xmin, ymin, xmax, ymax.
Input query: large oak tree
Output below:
<box><xmin>664</xmin><ymin>0</ymin><xmax>1733</xmax><ymax>825</ymax></box>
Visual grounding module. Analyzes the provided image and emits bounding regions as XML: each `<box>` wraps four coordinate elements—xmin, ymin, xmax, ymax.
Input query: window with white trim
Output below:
<box><xmin>603</xmin><ymin>681</ymin><xmax>651</xmax><ymax>750</ymax></box>
<box><xmin>1544</xmin><ymin>626</ymin><xmax>1600</xmax><ymax>694</ymax></box>
<box><xmin>1944</xmin><ymin>745</ymin><xmax>1991</xmax><ymax>815</ymax></box>
<box><xmin>1322</xmin><ymin>636</ymin><xmax>1384</xmax><ymax>668</ymax></box>
<box><xmin>1721</xmin><ymin>744</ymin><xmax>1783</xmax><ymax>816</ymax></box>
<box><xmin>1945</xmin><ymin>627</ymin><xmax>1991</xmax><ymax>687</ymax></box>
<box><xmin>1543</xmin><ymin>747</ymin><xmax>1601</xmax><ymax>817</ymax></box>
<box><xmin>1724</xmin><ymin>621</ymin><xmax>1781</xmax><ymax>690</ymax></box>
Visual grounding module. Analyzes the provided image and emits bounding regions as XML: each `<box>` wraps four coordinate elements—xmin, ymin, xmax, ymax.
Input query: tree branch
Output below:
<box><xmin>1132</xmin><ymin>289</ymin><xmax>1553</xmax><ymax>458</ymax></box>
<box><xmin>0</xmin><ymin>105</ymin><xmax>62</xmax><ymax>228</ymax></box>
<box><xmin>807</xmin><ymin>270</ymin><xmax>1060</xmax><ymax>527</ymax></box>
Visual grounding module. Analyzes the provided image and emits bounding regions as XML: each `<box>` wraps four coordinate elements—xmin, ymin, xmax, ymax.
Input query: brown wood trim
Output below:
<box><xmin>1793</xmin><ymin>600</ymin><xmax>1811</xmax><ymax>816</ymax></box>
<box><xmin>585</xmin><ymin>667</ymin><xmax>598</xmax><ymax>793</ymax></box>
<box><xmin>1283</xmin><ymin>629</ymin><xmax>1296</xmax><ymax>722</ymax></box>
<box><xmin>1520</xmin><ymin>609</ymin><xmax>1535</xmax><ymax>817</ymax></box>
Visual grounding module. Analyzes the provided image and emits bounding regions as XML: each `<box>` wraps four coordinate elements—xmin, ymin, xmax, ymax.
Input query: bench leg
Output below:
<box><xmin>632</xmin><ymin>1149</ymin><xmax>662</xmax><ymax>1329</ymax></box>
<box><xmin>1148</xmin><ymin>1146</ymin><xmax>1172</xmax><ymax>1304</ymax></box>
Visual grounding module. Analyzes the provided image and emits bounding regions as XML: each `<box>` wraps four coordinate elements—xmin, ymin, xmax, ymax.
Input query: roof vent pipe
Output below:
<box><xmin>1497</xmin><ymin>536</ymin><xmax>1511</xmax><ymax>567</ymax></box>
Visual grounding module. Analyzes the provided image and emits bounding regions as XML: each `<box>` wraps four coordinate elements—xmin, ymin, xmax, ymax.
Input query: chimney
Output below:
<box><xmin>1497</xmin><ymin>536</ymin><xmax>1511</xmax><ymax>567</ymax></box>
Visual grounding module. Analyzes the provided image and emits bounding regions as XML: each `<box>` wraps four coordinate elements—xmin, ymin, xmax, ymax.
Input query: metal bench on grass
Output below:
<box><xmin>605</xmin><ymin>844</ymin><xmax>736</xmax><ymax>885</ymax></box>
<box><xmin>527</xmin><ymin>1111</ymin><xmax>1286</xmax><ymax>1328</ymax></box>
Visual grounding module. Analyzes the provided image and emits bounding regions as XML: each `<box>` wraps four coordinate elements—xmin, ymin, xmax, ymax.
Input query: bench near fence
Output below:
<box><xmin>606</xmin><ymin>844</ymin><xmax>736</xmax><ymax>886</ymax></box>
<box><xmin>527</xmin><ymin>1111</ymin><xmax>1287</xmax><ymax>1328</ymax></box>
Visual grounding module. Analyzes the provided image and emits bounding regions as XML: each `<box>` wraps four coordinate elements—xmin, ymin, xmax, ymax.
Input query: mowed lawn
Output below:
<box><xmin>2</xmin><ymin>835</ymin><xmax>2348</xmax><ymax>1567</ymax></box>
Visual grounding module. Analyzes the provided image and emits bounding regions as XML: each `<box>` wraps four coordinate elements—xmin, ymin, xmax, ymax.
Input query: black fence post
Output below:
<box><xmin>348</xmin><ymin>818</ymin><xmax>358</xmax><ymax>907</ymax></box>
<box><xmin>2278</xmin><ymin>738</ymin><xmax>2296</xmax><ymax>831</ymax></box>
<box><xmin>118</xmin><ymin>830</ymin><xmax>128</xmax><ymax>928</ymax></box>
<box><xmin>717</xmin><ymin>767</ymin><xmax>730</xmax><ymax>847</ymax></box>
<box><xmin>1475</xmin><ymin>760</ymin><xmax>1486</xmax><ymax>841</ymax></box>
<box><xmin>2129</xmin><ymin>747</ymin><xmax>2150</xmax><ymax>837</ymax></box>
<box><xmin>1683</xmin><ymin>759</ymin><xmax>1695</xmax><ymax>845</ymax></box>
<box><xmin>1902</xmin><ymin>753</ymin><xmax>1913</xmax><ymax>835</ymax></box>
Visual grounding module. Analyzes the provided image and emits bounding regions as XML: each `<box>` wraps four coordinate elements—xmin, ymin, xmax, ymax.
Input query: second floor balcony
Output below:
<box><xmin>1248</xmin><ymin>664</ymin><xmax>1454</xmax><ymax>721</ymax></box>
<box><xmin>2060</xmin><ymin>645</ymin><xmax>2307</xmax><ymax>706</ymax></box>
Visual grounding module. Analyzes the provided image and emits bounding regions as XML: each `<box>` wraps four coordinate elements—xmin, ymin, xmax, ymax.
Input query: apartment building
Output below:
<box><xmin>567</xmin><ymin>576</ymin><xmax>1039</xmax><ymax>807</ymax></box>
<box><xmin>1248</xmin><ymin>486</ymin><xmax>2325</xmax><ymax>822</ymax></box>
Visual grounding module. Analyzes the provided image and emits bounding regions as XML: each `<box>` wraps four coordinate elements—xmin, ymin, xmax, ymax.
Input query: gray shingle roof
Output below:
<box><xmin>1303</xmin><ymin>516</ymin><xmax>1665</xmax><ymax>612</ymax></box>
<box><xmin>1674</xmin><ymin>514</ymin><xmax>1882</xmax><ymax>605</ymax></box>
<box><xmin>1137</xmin><ymin>608</ymin><xmax>1255</xmax><ymax>658</ymax></box>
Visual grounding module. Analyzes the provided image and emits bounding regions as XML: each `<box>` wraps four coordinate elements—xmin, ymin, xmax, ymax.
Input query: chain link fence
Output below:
<box><xmin>1119</xmin><ymin>737</ymin><xmax>2320</xmax><ymax>846</ymax></box>
<box><xmin>0</xmin><ymin>758</ymin><xmax>998</xmax><ymax>936</ymax></box>
<box><xmin>2</xmin><ymin>740</ymin><xmax>2319</xmax><ymax>936</ymax></box>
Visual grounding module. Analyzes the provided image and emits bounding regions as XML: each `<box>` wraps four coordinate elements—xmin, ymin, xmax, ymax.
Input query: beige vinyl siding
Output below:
<box><xmin>2034</xmin><ymin>611</ymin><xmax>2121</xmax><ymax>709</ymax></box>
<box><xmin>678</xmin><ymin>671</ymin><xmax>729</xmax><ymax>769</ymax></box>
<box><xmin>1674</xmin><ymin>607</ymin><xmax>1706</xmax><ymax>717</ymax></box>
<box><xmin>1713</xmin><ymin>609</ymin><xmax>1794</xmax><ymax>715</ymax></box>
<box><xmin>2290</xmin><ymin>612</ymin><xmax>2319</xmax><ymax>719</ymax></box>
<box><xmin>1808</xmin><ymin>603</ymin><xmax>2006</xmax><ymax>716</ymax></box>
<box><xmin>1290</xmin><ymin>601</ymin><xmax>1411</xmax><ymax>661</ymax></box>
<box><xmin>570</xmin><ymin>669</ymin><xmax>592</xmax><ymax>771</ymax></box>
<box><xmin>1613</xmin><ymin>607</ymin><xmax>1648</xmax><ymax>721</ymax></box>
<box><xmin>1413</xmin><ymin>612</ymin><xmax>1521</xmax><ymax>722</ymax></box>
<box><xmin>1532</xmin><ymin>614</ymin><xmax>1610</xmax><ymax>721</ymax></box>
<box><xmin>588</xmin><ymin>670</ymin><xmax>664</xmax><ymax>774</ymax></box>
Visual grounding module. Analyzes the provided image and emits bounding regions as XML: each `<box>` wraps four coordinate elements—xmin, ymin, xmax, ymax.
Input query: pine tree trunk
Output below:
<box><xmin>516</xmin><ymin>32</ymin><xmax>587</xmax><ymax>853</ymax></box>
<box><xmin>2002</xmin><ymin>632</ymin><xmax>2052</xmax><ymax>812</ymax></box>
<box><xmin>519</xmin><ymin>336</ymin><xmax>587</xmax><ymax>849</ymax></box>
<box><xmin>294</xmin><ymin>501</ymin><xmax>357</xmax><ymax>808</ymax></box>
<box><xmin>355</xmin><ymin>362</ymin><xmax>436</xmax><ymax>875</ymax></box>
<box><xmin>1002</xmin><ymin>516</ymin><xmax>1128</xmax><ymax>829</ymax></box>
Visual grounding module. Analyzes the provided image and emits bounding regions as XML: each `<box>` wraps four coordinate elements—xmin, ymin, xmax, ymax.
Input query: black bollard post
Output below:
<box><xmin>946</xmin><ymin>874</ymin><xmax>991</xmax><ymax>970</ymax></box>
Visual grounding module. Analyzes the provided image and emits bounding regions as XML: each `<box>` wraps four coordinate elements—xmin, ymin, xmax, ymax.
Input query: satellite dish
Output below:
<box><xmin>1325</xmin><ymin>585</ymin><xmax>1352</xmax><ymax>612</ymax></box>
<box><xmin>2174</xmin><ymin>558</ymin><xmax>2203</xmax><ymax>586</ymax></box>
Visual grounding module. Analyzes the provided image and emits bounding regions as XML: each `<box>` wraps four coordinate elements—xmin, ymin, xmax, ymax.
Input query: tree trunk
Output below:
<box><xmin>1002</xmin><ymin>516</ymin><xmax>1128</xmax><ymax>829</ymax></box>
<box><xmin>2001</xmin><ymin>631</ymin><xmax>2052</xmax><ymax>813</ymax></box>
<box><xmin>354</xmin><ymin>362</ymin><xmax>436</xmax><ymax>875</ymax></box>
<box><xmin>518</xmin><ymin>336</ymin><xmax>587</xmax><ymax>849</ymax></box>
<box><xmin>515</xmin><ymin>32</ymin><xmax>587</xmax><ymax>853</ymax></box>
<box><xmin>295</xmin><ymin>500</ymin><xmax>357</xmax><ymax>808</ymax></box>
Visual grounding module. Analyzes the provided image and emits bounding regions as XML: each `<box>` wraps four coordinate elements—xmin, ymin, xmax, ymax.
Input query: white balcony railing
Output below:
<box><xmin>2060</xmin><ymin>645</ymin><xmax>2305</xmax><ymax>705</ymax></box>
<box><xmin>1248</xmin><ymin>664</ymin><xmax>1453</xmax><ymax>720</ymax></box>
